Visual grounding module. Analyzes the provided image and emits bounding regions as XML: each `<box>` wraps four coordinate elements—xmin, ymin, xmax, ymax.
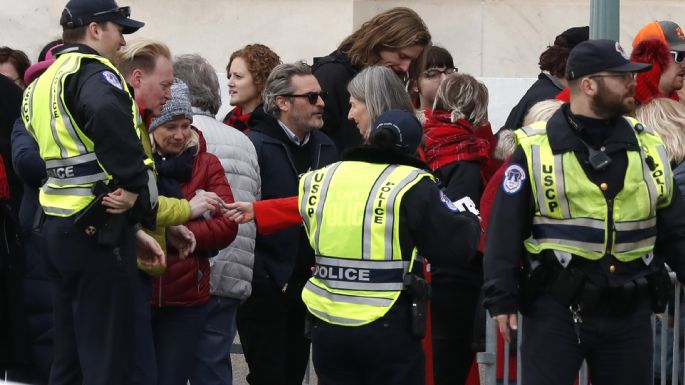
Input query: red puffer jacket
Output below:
<box><xmin>152</xmin><ymin>133</ymin><xmax>238</xmax><ymax>307</ymax></box>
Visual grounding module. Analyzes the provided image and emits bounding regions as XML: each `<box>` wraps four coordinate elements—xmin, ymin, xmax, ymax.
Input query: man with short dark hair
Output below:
<box><xmin>237</xmin><ymin>62</ymin><xmax>337</xmax><ymax>385</ymax></box>
<box><xmin>484</xmin><ymin>39</ymin><xmax>685</xmax><ymax>385</ymax></box>
<box><xmin>21</xmin><ymin>1</ymin><xmax>162</xmax><ymax>383</ymax></box>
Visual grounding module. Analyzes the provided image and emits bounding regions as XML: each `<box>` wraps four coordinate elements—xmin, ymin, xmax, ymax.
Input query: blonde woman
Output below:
<box><xmin>635</xmin><ymin>98</ymin><xmax>685</xmax><ymax>188</ymax></box>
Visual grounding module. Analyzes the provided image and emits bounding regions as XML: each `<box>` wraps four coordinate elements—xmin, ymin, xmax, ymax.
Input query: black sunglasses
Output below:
<box><xmin>671</xmin><ymin>50</ymin><xmax>685</xmax><ymax>64</ymax></box>
<box><xmin>93</xmin><ymin>6</ymin><xmax>131</xmax><ymax>19</ymax></box>
<box><xmin>279</xmin><ymin>91</ymin><xmax>328</xmax><ymax>105</ymax></box>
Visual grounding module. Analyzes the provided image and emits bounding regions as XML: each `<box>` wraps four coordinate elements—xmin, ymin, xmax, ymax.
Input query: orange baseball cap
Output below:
<box><xmin>633</xmin><ymin>20</ymin><xmax>685</xmax><ymax>51</ymax></box>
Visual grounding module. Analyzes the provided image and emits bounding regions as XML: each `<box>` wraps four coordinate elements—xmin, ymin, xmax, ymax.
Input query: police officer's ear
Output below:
<box><xmin>87</xmin><ymin>21</ymin><xmax>105</xmax><ymax>40</ymax></box>
<box><xmin>579</xmin><ymin>76</ymin><xmax>599</xmax><ymax>96</ymax></box>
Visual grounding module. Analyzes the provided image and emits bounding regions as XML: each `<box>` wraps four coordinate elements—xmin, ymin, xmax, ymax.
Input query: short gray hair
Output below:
<box><xmin>347</xmin><ymin>66</ymin><xmax>414</xmax><ymax>139</ymax></box>
<box><xmin>173</xmin><ymin>54</ymin><xmax>221</xmax><ymax>115</ymax></box>
<box><xmin>262</xmin><ymin>61</ymin><xmax>313</xmax><ymax>118</ymax></box>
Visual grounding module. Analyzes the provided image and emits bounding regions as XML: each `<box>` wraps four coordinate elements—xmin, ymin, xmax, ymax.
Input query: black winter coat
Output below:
<box><xmin>247</xmin><ymin>107</ymin><xmax>338</xmax><ymax>288</ymax></box>
<box><xmin>313</xmin><ymin>52</ymin><xmax>362</xmax><ymax>154</ymax></box>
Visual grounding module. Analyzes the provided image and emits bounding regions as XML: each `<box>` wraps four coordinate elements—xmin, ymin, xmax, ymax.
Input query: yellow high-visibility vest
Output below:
<box><xmin>299</xmin><ymin>161</ymin><xmax>433</xmax><ymax>326</ymax></box>
<box><xmin>22</xmin><ymin>52</ymin><xmax>155</xmax><ymax>217</ymax></box>
<box><xmin>516</xmin><ymin>117</ymin><xmax>672</xmax><ymax>262</ymax></box>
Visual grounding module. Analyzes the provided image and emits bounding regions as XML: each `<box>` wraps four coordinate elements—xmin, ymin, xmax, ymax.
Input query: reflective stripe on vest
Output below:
<box><xmin>298</xmin><ymin>161</ymin><xmax>432</xmax><ymax>326</ymax></box>
<box><xmin>516</xmin><ymin>117</ymin><xmax>673</xmax><ymax>262</ymax></box>
<box><xmin>312</xmin><ymin>255</ymin><xmax>410</xmax><ymax>291</ymax></box>
<box><xmin>22</xmin><ymin>52</ymin><xmax>147</xmax><ymax>217</ymax></box>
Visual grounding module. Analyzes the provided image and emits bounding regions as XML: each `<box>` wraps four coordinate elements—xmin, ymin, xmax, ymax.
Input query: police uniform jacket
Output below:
<box><xmin>335</xmin><ymin>146</ymin><xmax>482</xmax><ymax>275</ymax></box>
<box><xmin>483</xmin><ymin>104</ymin><xmax>685</xmax><ymax>316</ymax></box>
<box><xmin>50</xmin><ymin>44</ymin><xmax>151</xmax><ymax>215</ymax></box>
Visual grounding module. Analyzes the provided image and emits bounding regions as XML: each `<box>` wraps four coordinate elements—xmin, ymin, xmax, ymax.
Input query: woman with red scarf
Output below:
<box><xmin>223</xmin><ymin>44</ymin><xmax>281</xmax><ymax>132</ymax></box>
<box><xmin>422</xmin><ymin>72</ymin><xmax>494</xmax><ymax>385</ymax></box>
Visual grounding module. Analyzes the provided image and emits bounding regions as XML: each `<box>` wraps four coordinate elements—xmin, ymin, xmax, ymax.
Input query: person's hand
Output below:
<box><xmin>494</xmin><ymin>313</ymin><xmax>518</xmax><ymax>343</ymax></box>
<box><xmin>225</xmin><ymin>202</ymin><xmax>254</xmax><ymax>224</ymax></box>
<box><xmin>189</xmin><ymin>190</ymin><xmax>224</xmax><ymax>219</ymax></box>
<box><xmin>136</xmin><ymin>229</ymin><xmax>165</xmax><ymax>269</ymax></box>
<box><xmin>102</xmin><ymin>188</ymin><xmax>139</xmax><ymax>214</ymax></box>
<box><xmin>167</xmin><ymin>225</ymin><xmax>196</xmax><ymax>259</ymax></box>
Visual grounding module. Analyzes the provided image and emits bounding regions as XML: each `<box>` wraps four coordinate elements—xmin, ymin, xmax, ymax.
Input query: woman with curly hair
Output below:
<box><xmin>223</xmin><ymin>44</ymin><xmax>281</xmax><ymax>132</ymax></box>
<box><xmin>313</xmin><ymin>7</ymin><xmax>431</xmax><ymax>153</ymax></box>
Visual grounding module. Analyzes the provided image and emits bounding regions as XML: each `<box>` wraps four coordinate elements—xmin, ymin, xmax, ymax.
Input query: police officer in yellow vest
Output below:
<box><xmin>299</xmin><ymin>110</ymin><xmax>481</xmax><ymax>385</ymax></box>
<box><xmin>20</xmin><ymin>1</ymin><xmax>161</xmax><ymax>384</ymax></box>
<box><xmin>484</xmin><ymin>39</ymin><xmax>685</xmax><ymax>385</ymax></box>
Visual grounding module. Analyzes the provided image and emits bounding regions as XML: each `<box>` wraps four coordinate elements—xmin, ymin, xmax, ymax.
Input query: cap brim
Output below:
<box><xmin>113</xmin><ymin>17</ymin><xmax>145</xmax><ymax>34</ymax></box>
<box><xmin>607</xmin><ymin>62</ymin><xmax>652</xmax><ymax>73</ymax></box>
<box><xmin>669</xmin><ymin>41</ymin><xmax>685</xmax><ymax>51</ymax></box>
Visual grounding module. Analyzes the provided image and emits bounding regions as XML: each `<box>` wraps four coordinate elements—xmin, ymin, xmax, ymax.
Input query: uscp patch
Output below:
<box><xmin>502</xmin><ymin>164</ymin><xmax>526</xmax><ymax>195</ymax></box>
<box><xmin>101</xmin><ymin>71</ymin><xmax>123</xmax><ymax>90</ymax></box>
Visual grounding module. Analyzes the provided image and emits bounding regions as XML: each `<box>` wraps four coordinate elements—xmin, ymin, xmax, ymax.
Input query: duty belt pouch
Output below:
<box><xmin>410</xmin><ymin>296</ymin><xmax>428</xmax><ymax>339</ymax></box>
<box><xmin>404</xmin><ymin>274</ymin><xmax>430</xmax><ymax>338</ymax></box>
<box><xmin>519</xmin><ymin>263</ymin><xmax>549</xmax><ymax>314</ymax></box>
<box><xmin>546</xmin><ymin>267</ymin><xmax>586</xmax><ymax>307</ymax></box>
<box><xmin>647</xmin><ymin>268</ymin><xmax>673</xmax><ymax>313</ymax></box>
<box><xmin>31</xmin><ymin>208</ymin><xmax>46</xmax><ymax>234</ymax></box>
<box><xmin>73</xmin><ymin>181</ymin><xmax>122</xmax><ymax>246</ymax></box>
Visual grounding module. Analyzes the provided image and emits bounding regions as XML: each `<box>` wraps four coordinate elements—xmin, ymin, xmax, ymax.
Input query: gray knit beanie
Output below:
<box><xmin>149</xmin><ymin>78</ymin><xmax>193</xmax><ymax>132</ymax></box>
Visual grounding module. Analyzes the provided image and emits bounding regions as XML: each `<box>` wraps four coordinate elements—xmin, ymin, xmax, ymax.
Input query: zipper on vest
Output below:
<box><xmin>606</xmin><ymin>198</ymin><xmax>615</xmax><ymax>254</ymax></box>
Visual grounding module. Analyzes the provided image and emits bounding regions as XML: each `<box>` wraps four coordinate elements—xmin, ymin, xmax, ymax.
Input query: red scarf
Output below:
<box><xmin>223</xmin><ymin>106</ymin><xmax>251</xmax><ymax>133</ymax></box>
<box><xmin>423</xmin><ymin>110</ymin><xmax>493</xmax><ymax>184</ymax></box>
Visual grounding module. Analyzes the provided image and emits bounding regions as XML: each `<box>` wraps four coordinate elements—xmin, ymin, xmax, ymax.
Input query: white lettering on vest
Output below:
<box><xmin>315</xmin><ymin>265</ymin><xmax>371</xmax><ymax>282</ymax></box>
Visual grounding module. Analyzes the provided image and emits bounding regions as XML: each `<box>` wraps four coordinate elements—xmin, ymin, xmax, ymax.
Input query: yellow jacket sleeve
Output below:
<box><xmin>157</xmin><ymin>196</ymin><xmax>192</xmax><ymax>227</ymax></box>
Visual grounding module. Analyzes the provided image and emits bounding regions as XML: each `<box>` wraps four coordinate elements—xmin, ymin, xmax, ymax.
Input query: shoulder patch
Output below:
<box><xmin>101</xmin><ymin>71</ymin><xmax>123</xmax><ymax>90</ymax></box>
<box><xmin>502</xmin><ymin>164</ymin><xmax>526</xmax><ymax>195</ymax></box>
<box><xmin>439</xmin><ymin>191</ymin><xmax>459</xmax><ymax>212</ymax></box>
<box><xmin>439</xmin><ymin>192</ymin><xmax>480</xmax><ymax>217</ymax></box>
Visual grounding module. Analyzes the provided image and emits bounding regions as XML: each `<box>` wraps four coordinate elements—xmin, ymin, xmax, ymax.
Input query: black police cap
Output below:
<box><xmin>60</xmin><ymin>0</ymin><xmax>144</xmax><ymax>34</ymax></box>
<box><xmin>565</xmin><ymin>39</ymin><xmax>651</xmax><ymax>80</ymax></box>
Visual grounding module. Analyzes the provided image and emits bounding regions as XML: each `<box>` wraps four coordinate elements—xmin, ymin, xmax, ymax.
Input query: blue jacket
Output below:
<box><xmin>247</xmin><ymin>107</ymin><xmax>337</xmax><ymax>288</ymax></box>
<box><xmin>11</xmin><ymin>118</ymin><xmax>53</xmax><ymax>381</ymax></box>
<box><xmin>11</xmin><ymin>119</ymin><xmax>45</xmax><ymax>235</ymax></box>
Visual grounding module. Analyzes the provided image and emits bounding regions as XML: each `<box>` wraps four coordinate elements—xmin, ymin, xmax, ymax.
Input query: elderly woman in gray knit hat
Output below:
<box><xmin>148</xmin><ymin>79</ymin><xmax>239</xmax><ymax>385</ymax></box>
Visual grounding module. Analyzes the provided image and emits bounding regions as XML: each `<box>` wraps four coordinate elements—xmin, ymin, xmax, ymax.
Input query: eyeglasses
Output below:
<box><xmin>588</xmin><ymin>72</ymin><xmax>636</xmax><ymax>81</ymax></box>
<box><xmin>421</xmin><ymin>67</ymin><xmax>458</xmax><ymax>79</ymax></box>
<box><xmin>92</xmin><ymin>6</ymin><xmax>131</xmax><ymax>19</ymax></box>
<box><xmin>279</xmin><ymin>91</ymin><xmax>328</xmax><ymax>105</ymax></box>
<box><xmin>671</xmin><ymin>50</ymin><xmax>685</xmax><ymax>64</ymax></box>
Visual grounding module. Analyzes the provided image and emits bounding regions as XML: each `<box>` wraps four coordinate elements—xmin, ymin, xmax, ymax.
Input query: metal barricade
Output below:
<box><xmin>477</xmin><ymin>274</ymin><xmax>684</xmax><ymax>385</ymax></box>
